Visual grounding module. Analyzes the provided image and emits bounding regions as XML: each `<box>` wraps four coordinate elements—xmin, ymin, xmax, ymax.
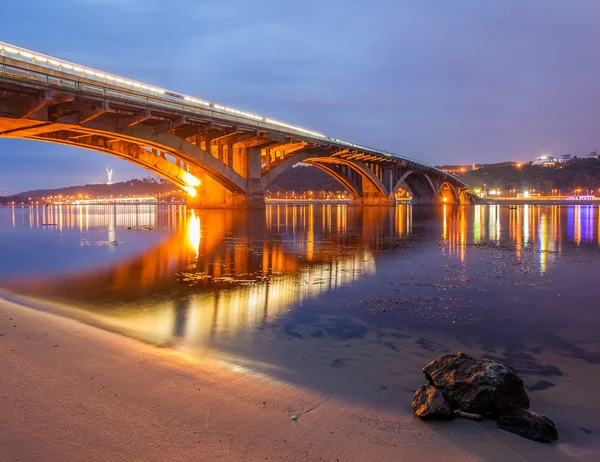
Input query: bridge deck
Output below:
<box><xmin>0</xmin><ymin>41</ymin><xmax>475</xmax><ymax>207</ymax></box>
<box><xmin>0</xmin><ymin>41</ymin><xmax>460</xmax><ymax>179</ymax></box>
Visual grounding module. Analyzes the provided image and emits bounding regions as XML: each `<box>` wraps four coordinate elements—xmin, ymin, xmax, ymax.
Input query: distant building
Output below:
<box><xmin>534</xmin><ymin>156</ymin><xmax>557</xmax><ymax>167</ymax></box>
<box><xmin>586</xmin><ymin>151</ymin><xmax>598</xmax><ymax>160</ymax></box>
<box><xmin>437</xmin><ymin>164</ymin><xmax>482</xmax><ymax>174</ymax></box>
<box><xmin>558</xmin><ymin>154</ymin><xmax>572</xmax><ymax>163</ymax></box>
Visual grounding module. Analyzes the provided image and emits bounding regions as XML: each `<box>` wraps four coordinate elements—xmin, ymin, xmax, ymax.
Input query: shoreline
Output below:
<box><xmin>1</xmin><ymin>298</ymin><xmax>598</xmax><ymax>461</ymax></box>
<box><xmin>488</xmin><ymin>199</ymin><xmax>599</xmax><ymax>206</ymax></box>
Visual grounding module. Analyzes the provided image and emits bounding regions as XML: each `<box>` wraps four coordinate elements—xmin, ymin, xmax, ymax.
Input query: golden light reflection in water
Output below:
<box><xmin>539</xmin><ymin>213</ymin><xmax>548</xmax><ymax>273</ymax></box>
<box><xmin>187</xmin><ymin>210</ymin><xmax>201</xmax><ymax>257</ymax></box>
<box><xmin>523</xmin><ymin>205</ymin><xmax>530</xmax><ymax>246</ymax></box>
<box><xmin>6</xmin><ymin>203</ymin><xmax>600</xmax><ymax>348</ymax></box>
<box><xmin>442</xmin><ymin>204</ymin><xmax>447</xmax><ymax>241</ymax></box>
<box><xmin>12</xmin><ymin>205</ymin><xmax>380</xmax><ymax>349</ymax></box>
<box><xmin>11</xmin><ymin>203</ymin><xmax>180</xmax><ymax>231</ymax></box>
<box><xmin>396</xmin><ymin>204</ymin><xmax>412</xmax><ymax>237</ymax></box>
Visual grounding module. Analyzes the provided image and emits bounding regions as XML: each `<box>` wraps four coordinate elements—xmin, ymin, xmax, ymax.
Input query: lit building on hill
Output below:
<box><xmin>534</xmin><ymin>156</ymin><xmax>557</xmax><ymax>167</ymax></box>
<box><xmin>558</xmin><ymin>154</ymin><xmax>572</xmax><ymax>163</ymax></box>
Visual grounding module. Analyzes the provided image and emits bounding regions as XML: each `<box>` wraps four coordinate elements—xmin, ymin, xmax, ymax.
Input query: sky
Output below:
<box><xmin>1</xmin><ymin>0</ymin><xmax>600</xmax><ymax>194</ymax></box>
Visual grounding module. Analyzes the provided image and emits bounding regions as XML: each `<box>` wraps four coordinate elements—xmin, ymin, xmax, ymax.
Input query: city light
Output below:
<box><xmin>182</xmin><ymin>171</ymin><xmax>201</xmax><ymax>188</ymax></box>
<box><xmin>184</xmin><ymin>186</ymin><xmax>197</xmax><ymax>197</ymax></box>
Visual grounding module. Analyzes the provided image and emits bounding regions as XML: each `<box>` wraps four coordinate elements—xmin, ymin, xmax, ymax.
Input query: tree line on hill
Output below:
<box><xmin>460</xmin><ymin>159</ymin><xmax>600</xmax><ymax>194</ymax></box>
<box><xmin>0</xmin><ymin>178</ymin><xmax>181</xmax><ymax>204</ymax></box>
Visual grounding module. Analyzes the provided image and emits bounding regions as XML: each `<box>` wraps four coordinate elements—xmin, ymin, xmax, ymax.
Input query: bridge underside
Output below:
<box><xmin>0</xmin><ymin>70</ymin><xmax>476</xmax><ymax>208</ymax></box>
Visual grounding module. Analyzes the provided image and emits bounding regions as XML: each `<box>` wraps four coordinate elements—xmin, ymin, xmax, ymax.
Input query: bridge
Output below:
<box><xmin>0</xmin><ymin>41</ymin><xmax>476</xmax><ymax>208</ymax></box>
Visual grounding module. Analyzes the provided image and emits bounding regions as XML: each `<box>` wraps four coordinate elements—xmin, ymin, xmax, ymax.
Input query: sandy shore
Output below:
<box><xmin>0</xmin><ymin>299</ymin><xmax>597</xmax><ymax>462</ymax></box>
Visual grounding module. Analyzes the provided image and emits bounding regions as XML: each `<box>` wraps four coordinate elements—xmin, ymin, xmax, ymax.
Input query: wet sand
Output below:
<box><xmin>1</xmin><ymin>299</ymin><xmax>597</xmax><ymax>462</ymax></box>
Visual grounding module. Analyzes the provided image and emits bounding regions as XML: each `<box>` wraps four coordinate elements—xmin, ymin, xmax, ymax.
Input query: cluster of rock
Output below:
<box><xmin>412</xmin><ymin>352</ymin><xmax>558</xmax><ymax>443</ymax></box>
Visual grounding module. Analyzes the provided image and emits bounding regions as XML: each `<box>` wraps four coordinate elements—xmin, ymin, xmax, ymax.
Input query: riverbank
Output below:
<box><xmin>1</xmin><ymin>298</ymin><xmax>597</xmax><ymax>461</ymax></box>
<box><xmin>489</xmin><ymin>199</ymin><xmax>599</xmax><ymax>205</ymax></box>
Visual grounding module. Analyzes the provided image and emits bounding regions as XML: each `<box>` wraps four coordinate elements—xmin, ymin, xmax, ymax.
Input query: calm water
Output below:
<box><xmin>1</xmin><ymin>204</ymin><xmax>600</xmax><ymax>420</ymax></box>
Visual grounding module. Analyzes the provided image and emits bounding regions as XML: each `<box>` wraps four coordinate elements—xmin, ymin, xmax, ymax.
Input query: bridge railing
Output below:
<box><xmin>0</xmin><ymin>42</ymin><xmax>470</xmax><ymax>189</ymax></box>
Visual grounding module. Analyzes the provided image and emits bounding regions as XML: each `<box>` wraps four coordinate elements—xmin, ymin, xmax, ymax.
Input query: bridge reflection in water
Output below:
<box><xmin>5</xmin><ymin>203</ymin><xmax>600</xmax><ymax>354</ymax></box>
<box><xmin>13</xmin><ymin>204</ymin><xmax>413</xmax><ymax>350</ymax></box>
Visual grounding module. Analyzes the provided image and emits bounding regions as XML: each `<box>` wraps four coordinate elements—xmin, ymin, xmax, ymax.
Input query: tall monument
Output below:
<box><xmin>106</xmin><ymin>167</ymin><xmax>113</xmax><ymax>185</ymax></box>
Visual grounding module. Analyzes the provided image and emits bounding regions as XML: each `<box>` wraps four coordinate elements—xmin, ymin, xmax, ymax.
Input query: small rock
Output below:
<box><xmin>455</xmin><ymin>409</ymin><xmax>482</xmax><ymax>421</ymax></box>
<box><xmin>290</xmin><ymin>415</ymin><xmax>298</xmax><ymax>421</ymax></box>
<box><xmin>497</xmin><ymin>409</ymin><xmax>558</xmax><ymax>443</ymax></box>
<box><xmin>423</xmin><ymin>352</ymin><xmax>530</xmax><ymax>414</ymax></box>
<box><xmin>412</xmin><ymin>384</ymin><xmax>454</xmax><ymax>420</ymax></box>
<box><xmin>330</xmin><ymin>358</ymin><xmax>345</xmax><ymax>368</ymax></box>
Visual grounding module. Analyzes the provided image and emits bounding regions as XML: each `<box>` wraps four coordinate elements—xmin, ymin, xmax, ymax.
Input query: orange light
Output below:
<box><xmin>184</xmin><ymin>186</ymin><xmax>197</xmax><ymax>197</ymax></box>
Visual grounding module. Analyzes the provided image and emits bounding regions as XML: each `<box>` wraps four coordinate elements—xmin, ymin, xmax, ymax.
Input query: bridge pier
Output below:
<box><xmin>186</xmin><ymin>175</ymin><xmax>265</xmax><ymax>209</ymax></box>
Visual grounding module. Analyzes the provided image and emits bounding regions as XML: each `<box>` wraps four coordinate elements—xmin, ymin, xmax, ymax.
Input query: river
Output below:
<box><xmin>0</xmin><ymin>203</ymin><xmax>599</xmax><ymax>443</ymax></box>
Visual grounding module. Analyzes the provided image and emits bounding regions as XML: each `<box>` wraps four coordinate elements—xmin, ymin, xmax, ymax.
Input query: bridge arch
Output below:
<box><xmin>392</xmin><ymin>170</ymin><xmax>440</xmax><ymax>204</ymax></box>
<box><xmin>261</xmin><ymin>149</ymin><xmax>392</xmax><ymax>204</ymax></box>
<box><xmin>458</xmin><ymin>188</ymin><xmax>476</xmax><ymax>205</ymax></box>
<box><xmin>22</xmin><ymin>130</ymin><xmax>193</xmax><ymax>191</ymax></box>
<box><xmin>306</xmin><ymin>161</ymin><xmax>363</xmax><ymax>200</ymax></box>
<box><xmin>438</xmin><ymin>181</ymin><xmax>460</xmax><ymax>204</ymax></box>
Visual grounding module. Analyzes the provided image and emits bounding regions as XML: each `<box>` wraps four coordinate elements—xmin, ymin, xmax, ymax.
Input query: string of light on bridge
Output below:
<box><xmin>0</xmin><ymin>41</ymin><xmax>325</xmax><ymax>138</ymax></box>
<box><xmin>0</xmin><ymin>40</ymin><xmax>466</xmax><ymax>183</ymax></box>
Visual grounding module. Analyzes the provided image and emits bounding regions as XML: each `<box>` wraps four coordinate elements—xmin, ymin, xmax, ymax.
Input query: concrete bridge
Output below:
<box><xmin>0</xmin><ymin>41</ymin><xmax>476</xmax><ymax>208</ymax></box>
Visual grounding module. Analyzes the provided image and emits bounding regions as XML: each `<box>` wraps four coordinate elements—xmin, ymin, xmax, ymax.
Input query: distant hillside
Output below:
<box><xmin>1</xmin><ymin>178</ymin><xmax>181</xmax><ymax>204</ymax></box>
<box><xmin>461</xmin><ymin>159</ymin><xmax>600</xmax><ymax>193</ymax></box>
<box><xmin>266</xmin><ymin>165</ymin><xmax>345</xmax><ymax>194</ymax></box>
<box><xmin>1</xmin><ymin>167</ymin><xmax>345</xmax><ymax>204</ymax></box>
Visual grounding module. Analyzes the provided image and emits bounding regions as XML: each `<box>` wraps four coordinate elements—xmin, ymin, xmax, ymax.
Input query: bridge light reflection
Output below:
<box><xmin>187</xmin><ymin>211</ymin><xmax>201</xmax><ymax>257</ymax></box>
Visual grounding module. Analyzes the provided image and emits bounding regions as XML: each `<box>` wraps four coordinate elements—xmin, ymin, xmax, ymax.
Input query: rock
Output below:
<box><xmin>423</xmin><ymin>352</ymin><xmax>530</xmax><ymax>414</ymax></box>
<box><xmin>412</xmin><ymin>384</ymin><xmax>454</xmax><ymax>420</ymax></box>
<box><xmin>455</xmin><ymin>409</ymin><xmax>482</xmax><ymax>421</ymax></box>
<box><xmin>497</xmin><ymin>409</ymin><xmax>558</xmax><ymax>443</ymax></box>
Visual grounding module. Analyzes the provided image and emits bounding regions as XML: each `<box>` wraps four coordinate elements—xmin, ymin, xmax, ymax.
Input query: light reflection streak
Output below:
<box><xmin>187</xmin><ymin>210</ymin><xmax>201</xmax><ymax>257</ymax></box>
<box><xmin>442</xmin><ymin>204</ymin><xmax>447</xmax><ymax>241</ymax></box>
<box><xmin>539</xmin><ymin>213</ymin><xmax>548</xmax><ymax>273</ymax></box>
<box><xmin>574</xmin><ymin>206</ymin><xmax>581</xmax><ymax>246</ymax></box>
<box><xmin>523</xmin><ymin>205</ymin><xmax>530</xmax><ymax>246</ymax></box>
<box><xmin>473</xmin><ymin>205</ymin><xmax>482</xmax><ymax>243</ymax></box>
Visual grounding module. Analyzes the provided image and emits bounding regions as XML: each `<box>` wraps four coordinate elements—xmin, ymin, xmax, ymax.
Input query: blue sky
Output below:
<box><xmin>1</xmin><ymin>0</ymin><xmax>600</xmax><ymax>193</ymax></box>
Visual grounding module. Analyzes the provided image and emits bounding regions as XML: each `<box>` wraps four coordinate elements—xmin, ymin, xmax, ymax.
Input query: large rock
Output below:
<box><xmin>497</xmin><ymin>409</ymin><xmax>559</xmax><ymax>443</ymax></box>
<box><xmin>412</xmin><ymin>384</ymin><xmax>454</xmax><ymax>420</ymax></box>
<box><xmin>423</xmin><ymin>352</ymin><xmax>530</xmax><ymax>414</ymax></box>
